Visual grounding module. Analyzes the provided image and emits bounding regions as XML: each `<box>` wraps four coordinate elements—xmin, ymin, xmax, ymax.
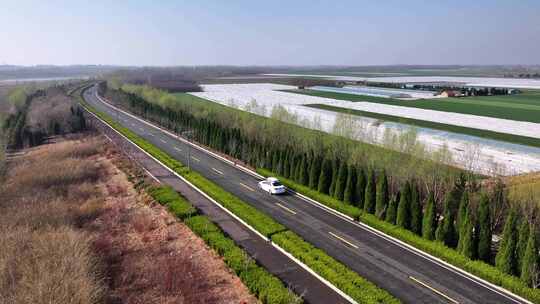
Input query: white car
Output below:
<box><xmin>258</xmin><ymin>177</ymin><xmax>286</xmax><ymax>195</ymax></box>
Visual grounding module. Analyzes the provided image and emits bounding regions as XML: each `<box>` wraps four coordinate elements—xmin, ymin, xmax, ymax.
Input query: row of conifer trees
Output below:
<box><xmin>104</xmin><ymin>84</ymin><xmax>538</xmax><ymax>287</ymax></box>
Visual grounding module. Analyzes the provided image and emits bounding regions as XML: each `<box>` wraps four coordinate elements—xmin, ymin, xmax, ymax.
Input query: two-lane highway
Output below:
<box><xmin>84</xmin><ymin>85</ymin><xmax>527</xmax><ymax>304</ymax></box>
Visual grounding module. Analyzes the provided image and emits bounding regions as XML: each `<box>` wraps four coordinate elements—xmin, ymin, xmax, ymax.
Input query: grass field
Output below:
<box><xmin>285</xmin><ymin>89</ymin><xmax>540</xmax><ymax>123</ymax></box>
<box><xmin>305</xmin><ymin>104</ymin><xmax>540</xmax><ymax>148</ymax></box>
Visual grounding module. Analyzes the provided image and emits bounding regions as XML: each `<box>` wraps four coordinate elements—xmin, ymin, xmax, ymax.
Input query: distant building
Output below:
<box><xmin>439</xmin><ymin>90</ymin><xmax>464</xmax><ymax>98</ymax></box>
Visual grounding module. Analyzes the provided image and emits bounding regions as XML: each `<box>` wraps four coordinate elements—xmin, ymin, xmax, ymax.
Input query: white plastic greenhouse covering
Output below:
<box><xmin>190</xmin><ymin>83</ymin><xmax>540</xmax><ymax>175</ymax></box>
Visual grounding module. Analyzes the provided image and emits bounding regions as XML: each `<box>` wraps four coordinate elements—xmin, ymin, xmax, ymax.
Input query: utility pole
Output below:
<box><xmin>181</xmin><ymin>129</ymin><xmax>194</xmax><ymax>172</ymax></box>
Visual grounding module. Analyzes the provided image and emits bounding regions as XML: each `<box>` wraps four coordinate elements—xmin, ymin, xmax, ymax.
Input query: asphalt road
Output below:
<box><xmin>84</xmin><ymin>85</ymin><xmax>526</xmax><ymax>304</ymax></box>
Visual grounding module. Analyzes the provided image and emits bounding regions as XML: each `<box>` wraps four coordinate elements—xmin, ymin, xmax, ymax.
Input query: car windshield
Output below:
<box><xmin>271</xmin><ymin>181</ymin><xmax>282</xmax><ymax>187</ymax></box>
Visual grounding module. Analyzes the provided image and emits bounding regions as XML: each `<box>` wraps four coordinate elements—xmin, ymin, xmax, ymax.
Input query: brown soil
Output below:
<box><xmin>91</xmin><ymin>140</ymin><xmax>259</xmax><ymax>304</ymax></box>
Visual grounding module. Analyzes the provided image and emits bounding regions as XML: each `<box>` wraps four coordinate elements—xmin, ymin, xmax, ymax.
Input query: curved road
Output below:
<box><xmin>84</xmin><ymin>85</ymin><xmax>528</xmax><ymax>304</ymax></box>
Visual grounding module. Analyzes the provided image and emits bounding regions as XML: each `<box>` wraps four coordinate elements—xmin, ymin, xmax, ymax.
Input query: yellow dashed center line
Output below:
<box><xmin>212</xmin><ymin>167</ymin><xmax>224</xmax><ymax>175</ymax></box>
<box><xmin>276</xmin><ymin>203</ymin><xmax>297</xmax><ymax>215</ymax></box>
<box><xmin>239</xmin><ymin>182</ymin><xmax>255</xmax><ymax>192</ymax></box>
<box><xmin>409</xmin><ymin>276</ymin><xmax>459</xmax><ymax>304</ymax></box>
<box><xmin>328</xmin><ymin>232</ymin><xmax>359</xmax><ymax>249</ymax></box>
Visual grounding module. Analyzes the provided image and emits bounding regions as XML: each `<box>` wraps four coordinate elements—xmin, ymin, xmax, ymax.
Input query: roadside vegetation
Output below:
<box><xmin>99</xmin><ymin>81</ymin><xmax>540</xmax><ymax>302</ymax></box>
<box><xmin>1</xmin><ymin>85</ymin><xmax>86</xmax><ymax>149</ymax></box>
<box><xmin>0</xmin><ymin>138</ymin><xmax>106</xmax><ymax>303</ymax></box>
<box><xmin>82</xmin><ymin>92</ymin><xmax>401</xmax><ymax>304</ymax></box>
<box><xmin>0</xmin><ymin>83</ymin><xmax>274</xmax><ymax>304</ymax></box>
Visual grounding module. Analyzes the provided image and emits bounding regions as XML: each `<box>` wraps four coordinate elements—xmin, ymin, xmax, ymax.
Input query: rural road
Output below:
<box><xmin>84</xmin><ymin>85</ymin><xmax>527</xmax><ymax>304</ymax></box>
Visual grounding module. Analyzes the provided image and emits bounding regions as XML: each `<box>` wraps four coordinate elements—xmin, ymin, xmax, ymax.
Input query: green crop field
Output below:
<box><xmin>285</xmin><ymin>89</ymin><xmax>540</xmax><ymax>123</ymax></box>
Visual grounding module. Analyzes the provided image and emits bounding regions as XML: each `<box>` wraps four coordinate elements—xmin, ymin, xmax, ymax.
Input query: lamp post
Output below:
<box><xmin>181</xmin><ymin>130</ymin><xmax>194</xmax><ymax>171</ymax></box>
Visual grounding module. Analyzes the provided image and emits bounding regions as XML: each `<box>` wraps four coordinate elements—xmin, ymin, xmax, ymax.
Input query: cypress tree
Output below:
<box><xmin>410</xmin><ymin>182</ymin><xmax>423</xmax><ymax>235</ymax></box>
<box><xmin>364</xmin><ymin>169</ymin><xmax>376</xmax><ymax>214</ymax></box>
<box><xmin>436</xmin><ymin>190</ymin><xmax>458</xmax><ymax>248</ymax></box>
<box><xmin>282</xmin><ymin>151</ymin><xmax>290</xmax><ymax>178</ymax></box>
<box><xmin>517</xmin><ymin>219</ymin><xmax>530</xmax><ymax>275</ymax></box>
<box><xmin>458</xmin><ymin>207</ymin><xmax>477</xmax><ymax>259</ymax></box>
<box><xmin>343</xmin><ymin>165</ymin><xmax>357</xmax><ymax>204</ymax></box>
<box><xmin>356</xmin><ymin>168</ymin><xmax>366</xmax><ymax>209</ymax></box>
<box><xmin>495</xmin><ymin>209</ymin><xmax>519</xmax><ymax>275</ymax></box>
<box><xmin>293</xmin><ymin>154</ymin><xmax>302</xmax><ymax>182</ymax></box>
<box><xmin>477</xmin><ymin>194</ymin><xmax>492</xmax><ymax>263</ymax></box>
<box><xmin>456</xmin><ymin>191</ymin><xmax>470</xmax><ymax>235</ymax></box>
<box><xmin>308</xmin><ymin>156</ymin><xmax>322</xmax><ymax>189</ymax></box>
<box><xmin>422</xmin><ymin>193</ymin><xmax>437</xmax><ymax>241</ymax></box>
<box><xmin>385</xmin><ymin>194</ymin><xmax>399</xmax><ymax>225</ymax></box>
<box><xmin>396</xmin><ymin>181</ymin><xmax>411</xmax><ymax>229</ymax></box>
<box><xmin>329</xmin><ymin>159</ymin><xmax>340</xmax><ymax>197</ymax></box>
<box><xmin>317</xmin><ymin>158</ymin><xmax>332</xmax><ymax>194</ymax></box>
<box><xmin>375</xmin><ymin>170</ymin><xmax>389</xmax><ymax>219</ymax></box>
<box><xmin>277</xmin><ymin>150</ymin><xmax>285</xmax><ymax>176</ymax></box>
<box><xmin>298</xmin><ymin>154</ymin><xmax>309</xmax><ymax>185</ymax></box>
<box><xmin>520</xmin><ymin>229</ymin><xmax>539</xmax><ymax>287</ymax></box>
<box><xmin>333</xmin><ymin>162</ymin><xmax>348</xmax><ymax>201</ymax></box>
<box><xmin>271</xmin><ymin>150</ymin><xmax>279</xmax><ymax>172</ymax></box>
<box><xmin>289</xmin><ymin>152</ymin><xmax>296</xmax><ymax>178</ymax></box>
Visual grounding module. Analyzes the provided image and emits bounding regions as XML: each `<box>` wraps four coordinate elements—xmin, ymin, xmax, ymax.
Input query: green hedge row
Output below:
<box><xmin>272</xmin><ymin>231</ymin><xmax>399</xmax><ymax>304</ymax></box>
<box><xmin>82</xmin><ymin>101</ymin><xmax>401</xmax><ymax>304</ymax></box>
<box><xmin>147</xmin><ymin>186</ymin><xmax>198</xmax><ymax>219</ymax></box>
<box><xmin>258</xmin><ymin>169</ymin><xmax>540</xmax><ymax>303</ymax></box>
<box><xmin>148</xmin><ymin>186</ymin><xmax>299</xmax><ymax>304</ymax></box>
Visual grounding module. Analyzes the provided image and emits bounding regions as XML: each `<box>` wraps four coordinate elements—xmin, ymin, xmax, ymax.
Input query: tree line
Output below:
<box><xmin>2</xmin><ymin>86</ymin><xmax>86</xmax><ymax>149</ymax></box>
<box><xmin>102</xmin><ymin>82</ymin><xmax>539</xmax><ymax>287</ymax></box>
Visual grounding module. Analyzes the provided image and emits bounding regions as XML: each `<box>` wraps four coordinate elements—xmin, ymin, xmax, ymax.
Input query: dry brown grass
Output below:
<box><xmin>0</xmin><ymin>137</ymin><xmax>106</xmax><ymax>304</ymax></box>
<box><xmin>1</xmin><ymin>135</ymin><xmax>258</xmax><ymax>304</ymax></box>
<box><xmin>0</xmin><ymin>227</ymin><xmax>104</xmax><ymax>304</ymax></box>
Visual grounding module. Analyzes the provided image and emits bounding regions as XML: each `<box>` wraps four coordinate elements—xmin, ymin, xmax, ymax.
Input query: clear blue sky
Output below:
<box><xmin>2</xmin><ymin>0</ymin><xmax>539</xmax><ymax>66</ymax></box>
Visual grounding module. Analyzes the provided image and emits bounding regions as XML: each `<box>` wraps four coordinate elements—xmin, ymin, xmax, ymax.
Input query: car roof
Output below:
<box><xmin>267</xmin><ymin>177</ymin><xmax>279</xmax><ymax>182</ymax></box>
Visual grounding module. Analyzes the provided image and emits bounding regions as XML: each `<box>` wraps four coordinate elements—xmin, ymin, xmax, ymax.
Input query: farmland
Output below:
<box><xmin>287</xmin><ymin>89</ymin><xmax>540</xmax><ymax>123</ymax></box>
<box><xmin>191</xmin><ymin>83</ymin><xmax>540</xmax><ymax>175</ymax></box>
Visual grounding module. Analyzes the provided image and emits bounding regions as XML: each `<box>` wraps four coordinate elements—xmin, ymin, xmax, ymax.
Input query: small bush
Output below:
<box><xmin>272</xmin><ymin>231</ymin><xmax>399</xmax><ymax>304</ymax></box>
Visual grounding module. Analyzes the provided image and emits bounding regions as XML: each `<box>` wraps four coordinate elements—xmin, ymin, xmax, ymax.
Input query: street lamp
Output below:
<box><xmin>180</xmin><ymin>129</ymin><xmax>195</xmax><ymax>171</ymax></box>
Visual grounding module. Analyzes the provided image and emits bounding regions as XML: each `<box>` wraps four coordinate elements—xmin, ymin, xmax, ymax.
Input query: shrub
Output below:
<box><xmin>272</xmin><ymin>231</ymin><xmax>398</xmax><ymax>304</ymax></box>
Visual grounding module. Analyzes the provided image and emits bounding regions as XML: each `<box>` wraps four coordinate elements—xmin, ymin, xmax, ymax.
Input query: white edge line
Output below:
<box><xmin>81</xmin><ymin>100</ymin><xmax>357</xmax><ymax>304</ymax></box>
<box><xmin>93</xmin><ymin>90</ymin><xmax>529</xmax><ymax>304</ymax></box>
<box><xmin>103</xmin><ymin>132</ymin><xmax>160</xmax><ymax>183</ymax></box>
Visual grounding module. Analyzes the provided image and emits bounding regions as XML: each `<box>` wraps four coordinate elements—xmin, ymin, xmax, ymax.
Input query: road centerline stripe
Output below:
<box><xmin>329</xmin><ymin>232</ymin><xmax>359</xmax><ymax>249</ymax></box>
<box><xmin>276</xmin><ymin>202</ymin><xmax>297</xmax><ymax>215</ymax></box>
<box><xmin>239</xmin><ymin>182</ymin><xmax>255</xmax><ymax>192</ymax></box>
<box><xmin>409</xmin><ymin>276</ymin><xmax>459</xmax><ymax>304</ymax></box>
<box><xmin>174</xmin><ymin>147</ymin><xmax>182</xmax><ymax>152</ymax></box>
<box><xmin>212</xmin><ymin>167</ymin><xmax>224</xmax><ymax>175</ymax></box>
<box><xmin>160</xmin><ymin>138</ymin><xmax>167</xmax><ymax>144</ymax></box>
<box><xmin>191</xmin><ymin>156</ymin><xmax>200</xmax><ymax>162</ymax></box>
